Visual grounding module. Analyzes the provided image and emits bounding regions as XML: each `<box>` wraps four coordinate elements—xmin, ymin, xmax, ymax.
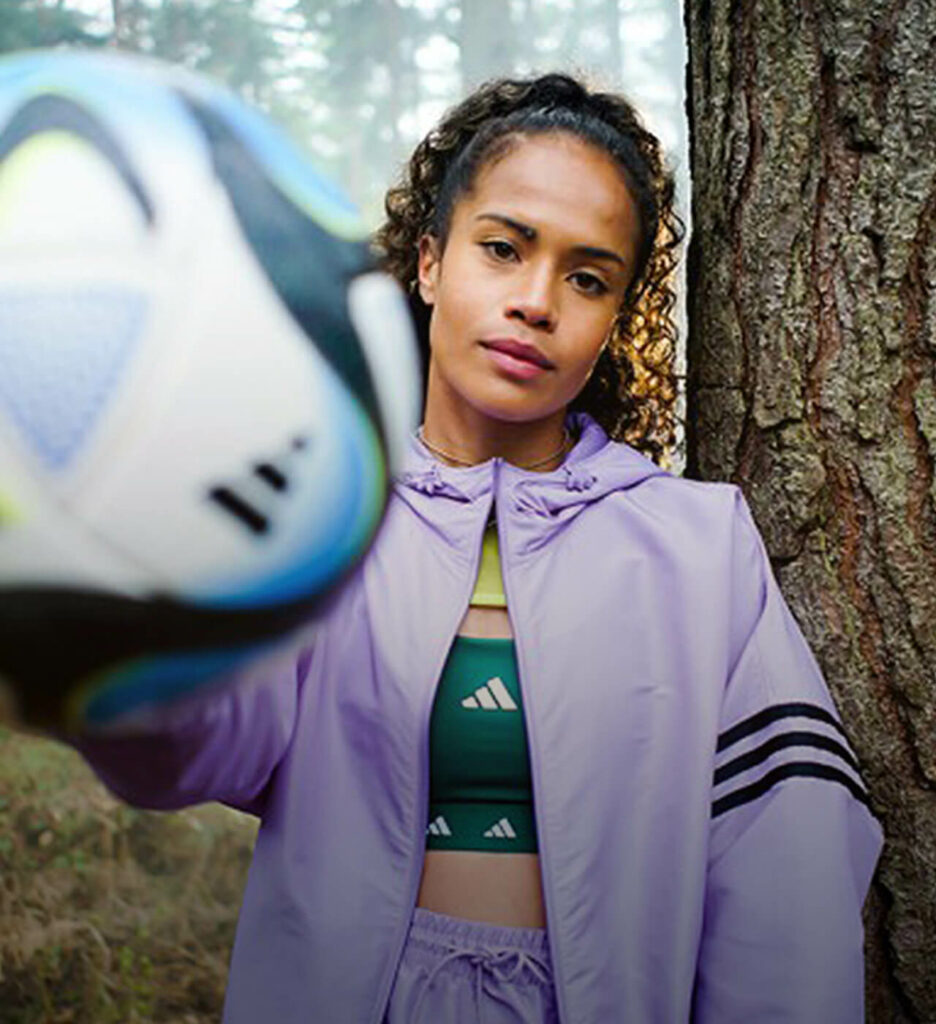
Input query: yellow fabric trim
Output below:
<box><xmin>470</xmin><ymin>523</ymin><xmax>507</xmax><ymax>607</ymax></box>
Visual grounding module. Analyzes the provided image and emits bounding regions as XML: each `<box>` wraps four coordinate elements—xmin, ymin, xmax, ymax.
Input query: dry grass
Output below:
<box><xmin>0</xmin><ymin>727</ymin><xmax>257</xmax><ymax>1023</ymax></box>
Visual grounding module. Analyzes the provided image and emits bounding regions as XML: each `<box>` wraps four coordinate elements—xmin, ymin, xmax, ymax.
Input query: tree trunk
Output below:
<box><xmin>110</xmin><ymin>0</ymin><xmax>129</xmax><ymax>47</ymax></box>
<box><xmin>110</xmin><ymin>0</ymin><xmax>144</xmax><ymax>50</ymax></box>
<box><xmin>685</xmin><ymin>0</ymin><xmax>936</xmax><ymax>1019</ymax></box>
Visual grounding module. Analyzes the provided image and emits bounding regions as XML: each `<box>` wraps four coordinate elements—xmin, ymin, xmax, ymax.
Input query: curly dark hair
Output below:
<box><xmin>374</xmin><ymin>72</ymin><xmax>683</xmax><ymax>462</ymax></box>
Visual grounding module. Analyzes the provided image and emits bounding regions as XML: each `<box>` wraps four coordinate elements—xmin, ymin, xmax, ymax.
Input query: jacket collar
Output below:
<box><xmin>393</xmin><ymin>412</ymin><xmax>668</xmax><ymax>518</ymax></box>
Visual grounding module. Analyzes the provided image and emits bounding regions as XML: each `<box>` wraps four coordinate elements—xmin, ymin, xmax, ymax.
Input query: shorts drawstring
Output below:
<box><xmin>410</xmin><ymin>944</ymin><xmax>552</xmax><ymax>1024</ymax></box>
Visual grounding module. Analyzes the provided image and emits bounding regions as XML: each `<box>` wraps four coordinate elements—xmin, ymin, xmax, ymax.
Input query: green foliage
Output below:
<box><xmin>290</xmin><ymin>0</ymin><xmax>437</xmax><ymax>211</ymax></box>
<box><xmin>105</xmin><ymin>0</ymin><xmax>286</xmax><ymax>106</ymax></box>
<box><xmin>0</xmin><ymin>0</ymin><xmax>105</xmax><ymax>52</ymax></box>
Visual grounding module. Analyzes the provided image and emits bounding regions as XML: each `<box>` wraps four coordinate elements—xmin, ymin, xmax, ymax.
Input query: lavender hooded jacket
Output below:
<box><xmin>72</xmin><ymin>413</ymin><xmax>883</xmax><ymax>1023</ymax></box>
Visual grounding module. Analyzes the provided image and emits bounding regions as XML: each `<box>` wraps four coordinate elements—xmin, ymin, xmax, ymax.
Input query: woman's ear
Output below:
<box><xmin>417</xmin><ymin>234</ymin><xmax>441</xmax><ymax>306</ymax></box>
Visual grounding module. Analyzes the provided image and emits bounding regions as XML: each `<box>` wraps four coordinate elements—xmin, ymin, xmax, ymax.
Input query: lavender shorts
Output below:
<box><xmin>383</xmin><ymin>906</ymin><xmax>559</xmax><ymax>1024</ymax></box>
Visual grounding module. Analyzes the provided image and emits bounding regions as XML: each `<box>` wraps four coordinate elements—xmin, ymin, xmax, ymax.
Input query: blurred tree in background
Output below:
<box><xmin>0</xmin><ymin>0</ymin><xmax>101</xmax><ymax>50</ymax></box>
<box><xmin>0</xmin><ymin>0</ymin><xmax>687</xmax><ymax>220</ymax></box>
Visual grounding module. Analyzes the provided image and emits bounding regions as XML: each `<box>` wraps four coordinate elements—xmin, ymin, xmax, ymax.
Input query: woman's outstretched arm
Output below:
<box><xmin>63</xmin><ymin>637</ymin><xmax>316</xmax><ymax>817</ymax></box>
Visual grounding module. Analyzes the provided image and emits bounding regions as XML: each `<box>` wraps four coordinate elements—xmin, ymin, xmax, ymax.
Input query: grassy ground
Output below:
<box><xmin>0</xmin><ymin>727</ymin><xmax>257</xmax><ymax>1023</ymax></box>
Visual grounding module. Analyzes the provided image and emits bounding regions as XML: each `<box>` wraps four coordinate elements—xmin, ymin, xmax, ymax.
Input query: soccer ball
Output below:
<box><xmin>0</xmin><ymin>50</ymin><xmax>421</xmax><ymax>729</ymax></box>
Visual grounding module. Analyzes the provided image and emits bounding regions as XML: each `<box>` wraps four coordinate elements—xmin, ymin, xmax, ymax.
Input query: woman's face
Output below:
<box><xmin>418</xmin><ymin>132</ymin><xmax>643</xmax><ymax>427</ymax></box>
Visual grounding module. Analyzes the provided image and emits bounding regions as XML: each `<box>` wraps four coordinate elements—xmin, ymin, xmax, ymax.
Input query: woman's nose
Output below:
<box><xmin>505</xmin><ymin>266</ymin><xmax>557</xmax><ymax>330</ymax></box>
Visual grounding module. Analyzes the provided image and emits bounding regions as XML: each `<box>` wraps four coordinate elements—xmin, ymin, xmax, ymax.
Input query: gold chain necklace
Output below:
<box><xmin>416</xmin><ymin>425</ymin><xmax>572</xmax><ymax>471</ymax></box>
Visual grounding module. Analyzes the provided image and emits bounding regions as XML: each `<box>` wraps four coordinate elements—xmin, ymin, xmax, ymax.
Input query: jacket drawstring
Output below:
<box><xmin>399</xmin><ymin>465</ymin><xmax>445</xmax><ymax>495</ymax></box>
<box><xmin>410</xmin><ymin>944</ymin><xmax>551</xmax><ymax>1024</ymax></box>
<box><xmin>563</xmin><ymin>463</ymin><xmax>597</xmax><ymax>491</ymax></box>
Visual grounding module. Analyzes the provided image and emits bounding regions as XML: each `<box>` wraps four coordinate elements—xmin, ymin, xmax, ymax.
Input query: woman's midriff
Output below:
<box><xmin>417</xmin><ymin>850</ymin><xmax>547</xmax><ymax>928</ymax></box>
<box><xmin>415</xmin><ymin>605</ymin><xmax>547</xmax><ymax>929</ymax></box>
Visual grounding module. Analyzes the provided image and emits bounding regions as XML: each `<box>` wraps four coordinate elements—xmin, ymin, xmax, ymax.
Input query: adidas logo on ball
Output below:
<box><xmin>208</xmin><ymin>435</ymin><xmax>311</xmax><ymax>536</ymax></box>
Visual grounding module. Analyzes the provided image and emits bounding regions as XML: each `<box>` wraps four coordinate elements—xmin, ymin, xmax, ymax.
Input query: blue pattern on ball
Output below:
<box><xmin>0</xmin><ymin>287</ymin><xmax>145</xmax><ymax>470</ymax></box>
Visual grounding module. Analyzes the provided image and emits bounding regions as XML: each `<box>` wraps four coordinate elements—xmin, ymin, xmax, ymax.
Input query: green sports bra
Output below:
<box><xmin>425</xmin><ymin>524</ymin><xmax>537</xmax><ymax>853</ymax></box>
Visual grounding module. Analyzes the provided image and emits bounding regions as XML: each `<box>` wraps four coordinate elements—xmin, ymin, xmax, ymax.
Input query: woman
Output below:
<box><xmin>73</xmin><ymin>73</ymin><xmax>882</xmax><ymax>1023</ymax></box>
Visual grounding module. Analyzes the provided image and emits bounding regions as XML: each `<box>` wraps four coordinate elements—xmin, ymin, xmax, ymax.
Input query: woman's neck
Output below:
<box><xmin>420</xmin><ymin>394</ymin><xmax>571</xmax><ymax>472</ymax></box>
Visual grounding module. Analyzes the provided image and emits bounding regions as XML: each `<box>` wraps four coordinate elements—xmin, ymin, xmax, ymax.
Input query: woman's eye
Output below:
<box><xmin>570</xmin><ymin>272</ymin><xmax>609</xmax><ymax>296</ymax></box>
<box><xmin>481</xmin><ymin>240</ymin><xmax>517</xmax><ymax>261</ymax></box>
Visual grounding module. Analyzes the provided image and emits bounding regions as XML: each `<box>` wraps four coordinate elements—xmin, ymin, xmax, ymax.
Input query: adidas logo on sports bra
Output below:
<box><xmin>483</xmin><ymin>817</ymin><xmax>517</xmax><ymax>839</ymax></box>
<box><xmin>425</xmin><ymin>814</ymin><xmax>519</xmax><ymax>841</ymax></box>
<box><xmin>426</xmin><ymin>815</ymin><xmax>452</xmax><ymax>837</ymax></box>
<box><xmin>460</xmin><ymin>676</ymin><xmax>517</xmax><ymax>711</ymax></box>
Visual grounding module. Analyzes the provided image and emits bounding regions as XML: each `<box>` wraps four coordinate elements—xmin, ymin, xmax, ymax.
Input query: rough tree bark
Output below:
<box><xmin>685</xmin><ymin>0</ymin><xmax>936</xmax><ymax>1019</ymax></box>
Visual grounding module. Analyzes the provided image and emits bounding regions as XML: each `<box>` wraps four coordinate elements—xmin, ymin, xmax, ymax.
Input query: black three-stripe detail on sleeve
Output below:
<box><xmin>714</xmin><ymin>730</ymin><xmax>860</xmax><ymax>786</ymax></box>
<box><xmin>713</xmin><ymin>762</ymin><xmax>871</xmax><ymax>818</ymax></box>
<box><xmin>712</xmin><ymin>702</ymin><xmax>869</xmax><ymax>818</ymax></box>
<box><xmin>716</xmin><ymin>701</ymin><xmax>847</xmax><ymax>752</ymax></box>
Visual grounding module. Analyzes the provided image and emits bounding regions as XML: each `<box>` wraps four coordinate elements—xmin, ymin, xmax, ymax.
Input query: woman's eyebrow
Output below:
<box><xmin>475</xmin><ymin>212</ymin><xmax>628</xmax><ymax>268</ymax></box>
<box><xmin>476</xmin><ymin>212</ymin><xmax>537</xmax><ymax>240</ymax></box>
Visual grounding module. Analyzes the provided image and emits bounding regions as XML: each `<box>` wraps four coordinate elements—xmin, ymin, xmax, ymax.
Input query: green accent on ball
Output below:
<box><xmin>0</xmin><ymin>486</ymin><xmax>21</xmax><ymax>524</ymax></box>
<box><xmin>0</xmin><ymin>132</ymin><xmax>80</xmax><ymax>225</ymax></box>
<box><xmin>0</xmin><ymin>130</ymin><xmax>145</xmax><ymax>239</ymax></box>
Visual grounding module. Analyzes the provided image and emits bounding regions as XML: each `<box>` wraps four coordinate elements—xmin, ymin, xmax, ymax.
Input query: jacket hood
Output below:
<box><xmin>393</xmin><ymin>412</ymin><xmax>669</xmax><ymax>520</ymax></box>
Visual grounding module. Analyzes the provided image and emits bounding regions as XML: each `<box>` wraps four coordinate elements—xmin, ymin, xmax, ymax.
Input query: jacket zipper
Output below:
<box><xmin>497</xmin><ymin>468</ymin><xmax>569</xmax><ymax>1024</ymax></box>
<box><xmin>370</xmin><ymin>481</ymin><xmax>496</xmax><ymax>1024</ymax></box>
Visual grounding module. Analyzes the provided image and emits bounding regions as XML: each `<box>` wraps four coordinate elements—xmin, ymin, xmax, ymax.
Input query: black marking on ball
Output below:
<box><xmin>208</xmin><ymin>434</ymin><xmax>312</xmax><ymax>533</ymax></box>
<box><xmin>254</xmin><ymin>462</ymin><xmax>288</xmax><ymax>491</ymax></box>
<box><xmin>209</xmin><ymin>486</ymin><xmax>270</xmax><ymax>535</ymax></box>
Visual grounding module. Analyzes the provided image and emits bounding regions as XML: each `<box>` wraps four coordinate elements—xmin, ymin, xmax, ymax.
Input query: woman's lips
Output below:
<box><xmin>480</xmin><ymin>339</ymin><xmax>553</xmax><ymax>380</ymax></box>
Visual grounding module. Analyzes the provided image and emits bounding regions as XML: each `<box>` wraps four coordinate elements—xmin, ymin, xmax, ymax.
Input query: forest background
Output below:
<box><xmin>3</xmin><ymin>0</ymin><xmax>936</xmax><ymax>1021</ymax></box>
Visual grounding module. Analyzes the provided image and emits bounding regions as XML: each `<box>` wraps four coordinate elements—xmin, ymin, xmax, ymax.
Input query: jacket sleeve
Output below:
<box><xmin>63</xmin><ymin>635</ymin><xmax>315</xmax><ymax>816</ymax></box>
<box><xmin>692</xmin><ymin>490</ymin><xmax>883</xmax><ymax>1023</ymax></box>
